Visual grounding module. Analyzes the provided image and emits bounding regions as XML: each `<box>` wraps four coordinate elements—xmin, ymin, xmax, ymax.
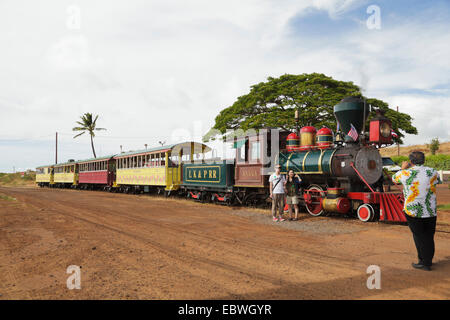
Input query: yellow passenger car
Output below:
<box><xmin>114</xmin><ymin>142</ymin><xmax>210</xmax><ymax>194</ymax></box>
<box><xmin>36</xmin><ymin>165</ymin><xmax>54</xmax><ymax>187</ymax></box>
<box><xmin>53</xmin><ymin>161</ymin><xmax>78</xmax><ymax>187</ymax></box>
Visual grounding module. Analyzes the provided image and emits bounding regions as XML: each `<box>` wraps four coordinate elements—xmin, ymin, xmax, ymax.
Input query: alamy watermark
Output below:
<box><xmin>66</xmin><ymin>265</ymin><xmax>81</xmax><ymax>290</ymax></box>
<box><xmin>66</xmin><ymin>5</ymin><xmax>81</xmax><ymax>30</ymax></box>
<box><xmin>366</xmin><ymin>5</ymin><xmax>381</xmax><ymax>30</ymax></box>
<box><xmin>366</xmin><ymin>265</ymin><xmax>381</xmax><ymax>289</ymax></box>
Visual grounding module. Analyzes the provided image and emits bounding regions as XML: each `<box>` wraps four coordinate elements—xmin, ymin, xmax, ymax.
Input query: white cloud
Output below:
<box><xmin>0</xmin><ymin>0</ymin><xmax>449</xmax><ymax>171</ymax></box>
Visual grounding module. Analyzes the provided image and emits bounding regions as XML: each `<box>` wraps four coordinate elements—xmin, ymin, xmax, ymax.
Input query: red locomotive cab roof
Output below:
<box><xmin>300</xmin><ymin>126</ymin><xmax>317</xmax><ymax>133</ymax></box>
<box><xmin>317</xmin><ymin>127</ymin><xmax>333</xmax><ymax>135</ymax></box>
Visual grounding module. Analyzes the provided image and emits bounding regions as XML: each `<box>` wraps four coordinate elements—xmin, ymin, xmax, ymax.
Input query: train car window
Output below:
<box><xmin>237</xmin><ymin>144</ymin><xmax>246</xmax><ymax>163</ymax></box>
<box><xmin>161</xmin><ymin>153</ymin><xmax>165</xmax><ymax>167</ymax></box>
<box><xmin>251</xmin><ymin>141</ymin><xmax>260</xmax><ymax>162</ymax></box>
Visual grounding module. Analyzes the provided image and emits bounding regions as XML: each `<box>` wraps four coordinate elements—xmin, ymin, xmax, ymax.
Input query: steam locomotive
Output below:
<box><xmin>36</xmin><ymin>97</ymin><xmax>406</xmax><ymax>223</ymax></box>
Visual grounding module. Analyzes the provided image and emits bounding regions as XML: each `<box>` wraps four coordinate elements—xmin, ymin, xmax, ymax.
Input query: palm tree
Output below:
<box><xmin>72</xmin><ymin>113</ymin><xmax>106</xmax><ymax>158</ymax></box>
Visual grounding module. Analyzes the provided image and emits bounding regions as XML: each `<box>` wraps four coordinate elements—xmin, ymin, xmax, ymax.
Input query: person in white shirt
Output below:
<box><xmin>392</xmin><ymin>151</ymin><xmax>441</xmax><ymax>271</ymax></box>
<box><xmin>269</xmin><ymin>164</ymin><xmax>287</xmax><ymax>222</ymax></box>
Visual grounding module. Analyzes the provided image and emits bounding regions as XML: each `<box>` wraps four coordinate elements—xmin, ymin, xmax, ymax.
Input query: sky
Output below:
<box><xmin>0</xmin><ymin>0</ymin><xmax>449</xmax><ymax>172</ymax></box>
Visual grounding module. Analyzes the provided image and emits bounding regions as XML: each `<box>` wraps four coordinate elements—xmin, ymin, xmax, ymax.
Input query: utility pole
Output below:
<box><xmin>396</xmin><ymin>106</ymin><xmax>400</xmax><ymax>156</ymax></box>
<box><xmin>55</xmin><ymin>132</ymin><xmax>58</xmax><ymax>164</ymax></box>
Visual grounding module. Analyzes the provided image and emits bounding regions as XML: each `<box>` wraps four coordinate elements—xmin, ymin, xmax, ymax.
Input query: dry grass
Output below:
<box><xmin>380</xmin><ymin>141</ymin><xmax>450</xmax><ymax>157</ymax></box>
<box><xmin>0</xmin><ymin>172</ymin><xmax>36</xmax><ymax>187</ymax></box>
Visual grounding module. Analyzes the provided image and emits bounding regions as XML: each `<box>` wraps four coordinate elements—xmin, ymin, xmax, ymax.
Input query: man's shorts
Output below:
<box><xmin>286</xmin><ymin>195</ymin><xmax>299</xmax><ymax>205</ymax></box>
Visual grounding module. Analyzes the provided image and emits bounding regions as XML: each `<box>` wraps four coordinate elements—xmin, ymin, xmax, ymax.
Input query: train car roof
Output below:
<box><xmin>36</xmin><ymin>164</ymin><xmax>54</xmax><ymax>169</ymax></box>
<box><xmin>36</xmin><ymin>161</ymin><xmax>77</xmax><ymax>168</ymax></box>
<box><xmin>36</xmin><ymin>155</ymin><xmax>114</xmax><ymax>168</ymax></box>
<box><xmin>114</xmin><ymin>142</ymin><xmax>211</xmax><ymax>158</ymax></box>
<box><xmin>53</xmin><ymin>160</ymin><xmax>79</xmax><ymax>167</ymax></box>
<box><xmin>77</xmin><ymin>154</ymin><xmax>117</xmax><ymax>164</ymax></box>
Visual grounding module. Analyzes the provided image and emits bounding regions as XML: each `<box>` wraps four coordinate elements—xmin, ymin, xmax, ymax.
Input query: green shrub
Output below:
<box><xmin>391</xmin><ymin>156</ymin><xmax>408</xmax><ymax>165</ymax></box>
<box><xmin>428</xmin><ymin>138</ymin><xmax>440</xmax><ymax>155</ymax></box>
<box><xmin>391</xmin><ymin>155</ymin><xmax>450</xmax><ymax>170</ymax></box>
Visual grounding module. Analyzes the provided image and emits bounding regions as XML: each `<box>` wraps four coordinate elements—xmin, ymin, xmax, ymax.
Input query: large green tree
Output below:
<box><xmin>204</xmin><ymin>73</ymin><xmax>417</xmax><ymax>143</ymax></box>
<box><xmin>72</xmin><ymin>113</ymin><xmax>106</xmax><ymax>158</ymax></box>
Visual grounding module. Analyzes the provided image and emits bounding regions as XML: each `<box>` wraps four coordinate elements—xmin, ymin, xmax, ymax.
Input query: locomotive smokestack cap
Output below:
<box><xmin>333</xmin><ymin>97</ymin><xmax>370</xmax><ymax>142</ymax></box>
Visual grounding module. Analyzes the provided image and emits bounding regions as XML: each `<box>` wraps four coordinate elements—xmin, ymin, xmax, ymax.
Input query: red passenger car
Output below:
<box><xmin>78</xmin><ymin>155</ymin><xmax>116</xmax><ymax>190</ymax></box>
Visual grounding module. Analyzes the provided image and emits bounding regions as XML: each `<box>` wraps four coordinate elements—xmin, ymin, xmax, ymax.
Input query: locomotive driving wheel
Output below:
<box><xmin>304</xmin><ymin>185</ymin><xmax>325</xmax><ymax>217</ymax></box>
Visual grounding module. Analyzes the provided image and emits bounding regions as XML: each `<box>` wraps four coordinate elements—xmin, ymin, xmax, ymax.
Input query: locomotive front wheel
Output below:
<box><xmin>357</xmin><ymin>204</ymin><xmax>375</xmax><ymax>222</ymax></box>
<box><xmin>305</xmin><ymin>185</ymin><xmax>325</xmax><ymax>217</ymax></box>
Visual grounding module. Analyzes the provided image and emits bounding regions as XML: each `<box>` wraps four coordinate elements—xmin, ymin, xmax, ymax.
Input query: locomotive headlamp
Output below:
<box><xmin>369</xmin><ymin>109</ymin><xmax>393</xmax><ymax>146</ymax></box>
<box><xmin>380</xmin><ymin>122</ymin><xmax>391</xmax><ymax>138</ymax></box>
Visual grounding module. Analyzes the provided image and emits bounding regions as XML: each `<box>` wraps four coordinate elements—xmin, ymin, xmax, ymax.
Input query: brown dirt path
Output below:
<box><xmin>0</xmin><ymin>185</ymin><xmax>449</xmax><ymax>300</ymax></box>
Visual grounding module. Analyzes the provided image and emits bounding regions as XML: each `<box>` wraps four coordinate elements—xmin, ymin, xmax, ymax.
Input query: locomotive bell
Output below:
<box><xmin>334</xmin><ymin>97</ymin><xmax>370</xmax><ymax>142</ymax></box>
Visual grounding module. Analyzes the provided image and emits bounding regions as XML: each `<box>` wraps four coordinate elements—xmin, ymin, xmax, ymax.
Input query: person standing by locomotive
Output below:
<box><xmin>269</xmin><ymin>164</ymin><xmax>286</xmax><ymax>222</ymax></box>
<box><xmin>392</xmin><ymin>151</ymin><xmax>441</xmax><ymax>271</ymax></box>
<box><xmin>285</xmin><ymin>169</ymin><xmax>302</xmax><ymax>221</ymax></box>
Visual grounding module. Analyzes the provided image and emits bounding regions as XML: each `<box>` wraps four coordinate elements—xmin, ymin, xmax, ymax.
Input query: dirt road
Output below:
<box><xmin>1</xmin><ymin>186</ymin><xmax>450</xmax><ymax>299</ymax></box>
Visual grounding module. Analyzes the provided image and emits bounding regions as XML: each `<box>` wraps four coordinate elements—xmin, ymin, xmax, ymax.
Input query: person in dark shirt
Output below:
<box><xmin>284</xmin><ymin>169</ymin><xmax>302</xmax><ymax>221</ymax></box>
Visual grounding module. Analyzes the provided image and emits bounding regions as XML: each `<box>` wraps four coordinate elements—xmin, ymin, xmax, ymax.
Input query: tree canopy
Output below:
<box><xmin>204</xmin><ymin>73</ymin><xmax>417</xmax><ymax>144</ymax></box>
